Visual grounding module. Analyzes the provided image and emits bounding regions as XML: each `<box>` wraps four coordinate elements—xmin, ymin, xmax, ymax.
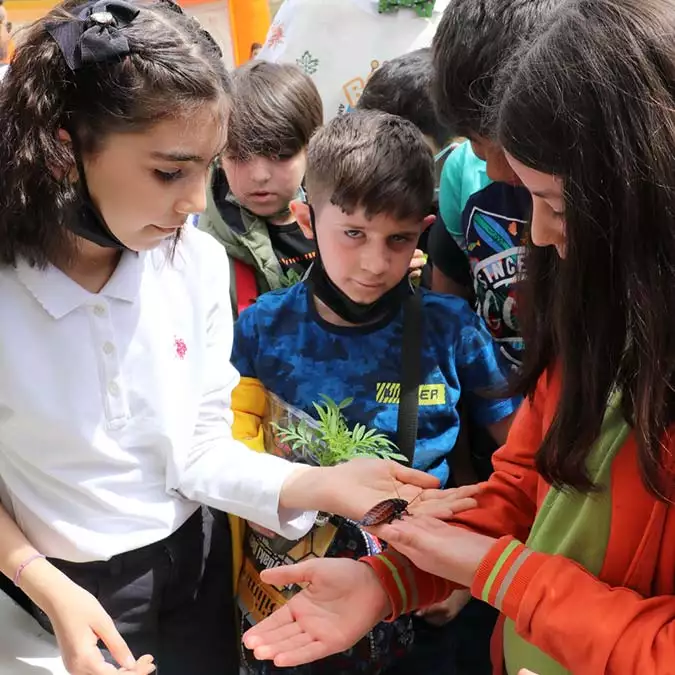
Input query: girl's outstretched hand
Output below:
<box><xmin>280</xmin><ymin>457</ymin><xmax>441</xmax><ymax>522</ymax></box>
<box><xmin>243</xmin><ymin>558</ymin><xmax>388</xmax><ymax>667</ymax></box>
<box><xmin>405</xmin><ymin>484</ymin><xmax>479</xmax><ymax>520</ymax></box>
<box><xmin>370</xmin><ymin>515</ymin><xmax>496</xmax><ymax>586</ymax></box>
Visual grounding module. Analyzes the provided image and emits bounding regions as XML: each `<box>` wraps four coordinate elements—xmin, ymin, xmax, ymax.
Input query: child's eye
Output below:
<box><xmin>155</xmin><ymin>169</ymin><xmax>182</xmax><ymax>183</ymax></box>
<box><xmin>390</xmin><ymin>235</ymin><xmax>413</xmax><ymax>244</ymax></box>
<box><xmin>345</xmin><ymin>230</ymin><xmax>363</xmax><ymax>239</ymax></box>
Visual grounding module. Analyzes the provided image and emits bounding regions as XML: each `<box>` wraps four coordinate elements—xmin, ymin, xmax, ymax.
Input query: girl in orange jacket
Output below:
<box><xmin>241</xmin><ymin>1</ymin><xmax>675</xmax><ymax>673</ymax></box>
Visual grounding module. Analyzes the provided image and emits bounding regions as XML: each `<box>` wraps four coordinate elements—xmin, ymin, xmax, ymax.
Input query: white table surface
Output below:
<box><xmin>0</xmin><ymin>591</ymin><xmax>68</xmax><ymax>675</ymax></box>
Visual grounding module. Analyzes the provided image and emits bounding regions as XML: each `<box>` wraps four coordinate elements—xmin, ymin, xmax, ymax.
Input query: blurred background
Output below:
<box><xmin>1</xmin><ymin>0</ymin><xmax>282</xmax><ymax>68</ymax></box>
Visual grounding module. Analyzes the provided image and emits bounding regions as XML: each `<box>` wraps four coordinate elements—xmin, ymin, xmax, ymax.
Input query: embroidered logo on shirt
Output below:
<box><xmin>375</xmin><ymin>383</ymin><xmax>446</xmax><ymax>406</ymax></box>
<box><xmin>174</xmin><ymin>337</ymin><xmax>187</xmax><ymax>360</ymax></box>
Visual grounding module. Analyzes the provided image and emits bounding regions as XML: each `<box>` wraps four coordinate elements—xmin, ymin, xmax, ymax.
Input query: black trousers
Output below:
<box><xmin>32</xmin><ymin>508</ymin><xmax>238</xmax><ymax>675</ymax></box>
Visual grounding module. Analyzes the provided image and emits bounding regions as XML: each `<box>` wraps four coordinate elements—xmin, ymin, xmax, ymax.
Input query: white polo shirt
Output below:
<box><xmin>0</xmin><ymin>228</ymin><xmax>314</xmax><ymax>562</ymax></box>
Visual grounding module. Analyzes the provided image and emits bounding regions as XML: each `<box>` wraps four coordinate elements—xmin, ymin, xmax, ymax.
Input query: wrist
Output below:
<box><xmin>13</xmin><ymin>553</ymin><xmax>46</xmax><ymax>585</ymax></box>
<box><xmin>279</xmin><ymin>464</ymin><xmax>328</xmax><ymax>512</ymax></box>
<box><xmin>17</xmin><ymin>557</ymin><xmax>70</xmax><ymax>612</ymax></box>
<box><xmin>358</xmin><ymin>561</ymin><xmax>392</xmax><ymax>622</ymax></box>
<box><xmin>451</xmin><ymin>529</ymin><xmax>496</xmax><ymax>587</ymax></box>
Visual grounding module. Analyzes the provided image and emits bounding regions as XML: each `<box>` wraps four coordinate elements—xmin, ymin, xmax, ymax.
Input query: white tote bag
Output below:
<box><xmin>258</xmin><ymin>0</ymin><xmax>452</xmax><ymax>120</ymax></box>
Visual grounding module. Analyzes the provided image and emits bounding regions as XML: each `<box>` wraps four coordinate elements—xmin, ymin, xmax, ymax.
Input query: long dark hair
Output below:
<box><xmin>0</xmin><ymin>0</ymin><xmax>230</xmax><ymax>268</ymax></box>
<box><xmin>498</xmin><ymin>0</ymin><xmax>675</xmax><ymax>499</ymax></box>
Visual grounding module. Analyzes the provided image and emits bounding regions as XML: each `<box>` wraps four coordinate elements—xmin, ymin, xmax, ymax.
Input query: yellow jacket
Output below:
<box><xmin>229</xmin><ymin>376</ymin><xmax>267</xmax><ymax>591</ymax></box>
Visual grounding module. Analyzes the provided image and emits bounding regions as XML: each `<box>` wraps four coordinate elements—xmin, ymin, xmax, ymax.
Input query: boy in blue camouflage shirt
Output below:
<box><xmin>231</xmin><ymin>109</ymin><xmax>519</xmax><ymax>489</ymax></box>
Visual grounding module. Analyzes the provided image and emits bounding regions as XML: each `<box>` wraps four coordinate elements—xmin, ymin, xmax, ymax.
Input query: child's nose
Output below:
<box><xmin>249</xmin><ymin>157</ymin><xmax>272</xmax><ymax>183</ymax></box>
<box><xmin>361</xmin><ymin>247</ymin><xmax>390</xmax><ymax>276</ymax></box>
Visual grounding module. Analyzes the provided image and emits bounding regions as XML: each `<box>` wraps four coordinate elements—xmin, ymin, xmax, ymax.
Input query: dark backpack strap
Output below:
<box><xmin>396</xmin><ymin>291</ymin><xmax>423</xmax><ymax>463</ymax></box>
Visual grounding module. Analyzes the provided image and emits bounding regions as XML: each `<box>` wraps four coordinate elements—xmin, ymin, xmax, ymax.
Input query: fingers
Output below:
<box><xmin>243</xmin><ymin>606</ymin><xmax>296</xmax><ymax>647</ymax></box>
<box><xmin>374</xmin><ymin>524</ymin><xmax>422</xmax><ymax>551</ymax></box>
<box><xmin>274</xmin><ymin>640</ymin><xmax>335</xmax><ymax>668</ymax></box>
<box><xmin>61</xmin><ymin>643</ymin><xmax>120</xmax><ymax>675</ymax></box>
<box><xmin>409</xmin><ymin>485</ymin><xmax>480</xmax><ymax>517</ymax></box>
<box><xmin>417</xmin><ymin>611</ymin><xmax>453</xmax><ymax>627</ymax></box>
<box><xmin>247</xmin><ymin>521</ymin><xmax>278</xmax><ymax>539</ymax></box>
<box><xmin>251</xmin><ymin>631</ymin><xmax>315</xmax><ymax>662</ymax></box>
<box><xmin>372</xmin><ymin>513</ymin><xmax>448</xmax><ymax>540</ymax></box>
<box><xmin>93</xmin><ymin>613</ymin><xmax>137</xmax><ymax>670</ymax></box>
<box><xmin>370</xmin><ymin>515</ymin><xmax>447</xmax><ymax>552</ymax></box>
<box><xmin>259</xmin><ymin>560</ymin><xmax>314</xmax><ymax>588</ymax></box>
<box><xmin>247</xmin><ymin>621</ymin><xmax>303</xmax><ymax>651</ymax></box>
<box><xmin>391</xmin><ymin>463</ymin><xmax>440</xmax><ymax>489</ymax></box>
<box><xmin>415</xmin><ymin>603</ymin><xmax>436</xmax><ymax>616</ymax></box>
<box><xmin>450</xmin><ymin>484</ymin><xmax>481</xmax><ymax>498</ymax></box>
<box><xmin>409</xmin><ymin>497</ymin><xmax>478</xmax><ymax>519</ymax></box>
<box><xmin>416</xmin><ymin>484</ymin><xmax>481</xmax><ymax>502</ymax></box>
<box><xmin>137</xmin><ymin>655</ymin><xmax>156</xmax><ymax>675</ymax></box>
<box><xmin>445</xmin><ymin>497</ymin><xmax>479</xmax><ymax>515</ymax></box>
<box><xmin>120</xmin><ymin>655</ymin><xmax>156</xmax><ymax>674</ymax></box>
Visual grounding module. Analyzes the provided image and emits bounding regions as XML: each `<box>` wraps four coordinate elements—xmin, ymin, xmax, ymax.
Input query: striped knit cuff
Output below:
<box><xmin>361</xmin><ymin>550</ymin><xmax>455</xmax><ymax>621</ymax></box>
<box><xmin>471</xmin><ymin>536</ymin><xmax>546</xmax><ymax>620</ymax></box>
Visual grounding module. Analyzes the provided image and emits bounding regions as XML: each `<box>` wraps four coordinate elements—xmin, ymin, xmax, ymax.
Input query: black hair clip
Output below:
<box><xmin>46</xmin><ymin>0</ymin><xmax>140</xmax><ymax>71</ymax></box>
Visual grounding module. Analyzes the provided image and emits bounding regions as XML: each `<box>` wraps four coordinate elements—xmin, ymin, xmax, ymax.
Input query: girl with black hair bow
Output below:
<box><xmin>0</xmin><ymin>2</ymin><xmax>447</xmax><ymax>673</ymax></box>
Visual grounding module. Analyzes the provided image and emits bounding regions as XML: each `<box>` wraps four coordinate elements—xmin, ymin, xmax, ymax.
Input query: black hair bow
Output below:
<box><xmin>46</xmin><ymin>0</ymin><xmax>140</xmax><ymax>71</ymax></box>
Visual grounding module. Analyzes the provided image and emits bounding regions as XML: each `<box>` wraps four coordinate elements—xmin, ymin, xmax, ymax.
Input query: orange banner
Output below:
<box><xmin>5</xmin><ymin>0</ymin><xmax>57</xmax><ymax>23</ymax></box>
<box><xmin>228</xmin><ymin>0</ymin><xmax>270</xmax><ymax>66</ymax></box>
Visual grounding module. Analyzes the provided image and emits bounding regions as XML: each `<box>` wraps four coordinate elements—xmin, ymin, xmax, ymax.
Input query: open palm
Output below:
<box><xmin>243</xmin><ymin>558</ymin><xmax>388</xmax><ymax>667</ymax></box>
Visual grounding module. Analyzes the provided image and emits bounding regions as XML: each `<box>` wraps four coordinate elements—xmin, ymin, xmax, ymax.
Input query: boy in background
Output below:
<box><xmin>199</xmin><ymin>61</ymin><xmax>323</xmax><ymax>317</ymax></box>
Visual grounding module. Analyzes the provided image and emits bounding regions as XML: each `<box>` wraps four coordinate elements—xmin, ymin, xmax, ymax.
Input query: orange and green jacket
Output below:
<box><xmin>364</xmin><ymin>367</ymin><xmax>675</xmax><ymax>674</ymax></box>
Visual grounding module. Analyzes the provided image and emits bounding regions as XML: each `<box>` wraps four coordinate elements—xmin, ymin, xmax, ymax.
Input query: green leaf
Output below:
<box><xmin>338</xmin><ymin>397</ymin><xmax>354</xmax><ymax>410</ymax></box>
<box><xmin>385</xmin><ymin>452</ymin><xmax>409</xmax><ymax>462</ymax></box>
<box><xmin>288</xmin><ymin>394</ymin><xmax>409</xmax><ymax>466</ymax></box>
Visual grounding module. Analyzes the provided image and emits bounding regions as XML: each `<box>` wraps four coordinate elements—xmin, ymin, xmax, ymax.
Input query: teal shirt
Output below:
<box><xmin>437</xmin><ymin>141</ymin><xmax>531</xmax><ymax>368</ymax></box>
<box><xmin>439</xmin><ymin>141</ymin><xmax>492</xmax><ymax>244</ymax></box>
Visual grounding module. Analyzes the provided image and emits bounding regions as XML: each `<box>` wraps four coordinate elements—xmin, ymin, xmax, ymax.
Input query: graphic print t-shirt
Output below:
<box><xmin>266</xmin><ymin>221</ymin><xmax>316</xmax><ymax>278</ymax></box>
<box><xmin>231</xmin><ymin>283</ymin><xmax>520</xmax><ymax>487</ymax></box>
<box><xmin>438</xmin><ymin>142</ymin><xmax>531</xmax><ymax>368</ymax></box>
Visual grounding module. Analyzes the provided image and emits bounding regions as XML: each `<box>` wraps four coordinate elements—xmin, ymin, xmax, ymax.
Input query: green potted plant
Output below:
<box><xmin>273</xmin><ymin>394</ymin><xmax>407</xmax><ymax>467</ymax></box>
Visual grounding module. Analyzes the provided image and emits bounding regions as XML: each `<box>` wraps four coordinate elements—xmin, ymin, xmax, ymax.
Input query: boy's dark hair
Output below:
<box><xmin>498</xmin><ymin>0</ymin><xmax>675</xmax><ymax>500</ymax></box>
<box><xmin>0</xmin><ymin>0</ymin><xmax>229</xmax><ymax>268</ymax></box>
<box><xmin>306</xmin><ymin>109</ymin><xmax>434</xmax><ymax>222</ymax></box>
<box><xmin>357</xmin><ymin>48</ymin><xmax>450</xmax><ymax>150</ymax></box>
<box><xmin>432</xmin><ymin>0</ymin><xmax>558</xmax><ymax>138</ymax></box>
<box><xmin>226</xmin><ymin>60</ymin><xmax>323</xmax><ymax>160</ymax></box>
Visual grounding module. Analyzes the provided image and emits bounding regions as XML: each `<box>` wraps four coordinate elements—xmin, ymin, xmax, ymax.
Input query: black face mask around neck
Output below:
<box><xmin>306</xmin><ymin>205</ymin><xmax>412</xmax><ymax>325</ymax></box>
<box><xmin>66</xmin><ymin>138</ymin><xmax>128</xmax><ymax>250</ymax></box>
